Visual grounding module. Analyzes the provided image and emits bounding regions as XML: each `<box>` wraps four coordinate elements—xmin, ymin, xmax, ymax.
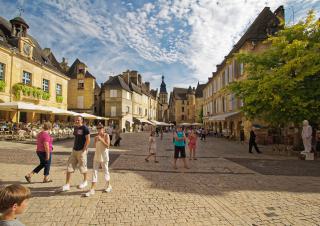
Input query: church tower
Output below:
<box><xmin>158</xmin><ymin>75</ymin><xmax>169</xmax><ymax>122</ymax></box>
<box><xmin>159</xmin><ymin>75</ymin><xmax>168</xmax><ymax>104</ymax></box>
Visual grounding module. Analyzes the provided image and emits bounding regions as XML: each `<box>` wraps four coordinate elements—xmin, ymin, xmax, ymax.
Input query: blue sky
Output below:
<box><xmin>0</xmin><ymin>0</ymin><xmax>319</xmax><ymax>92</ymax></box>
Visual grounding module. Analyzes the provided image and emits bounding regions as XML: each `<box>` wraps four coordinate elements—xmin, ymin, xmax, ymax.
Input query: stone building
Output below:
<box><xmin>100</xmin><ymin>70</ymin><xmax>158</xmax><ymax>131</ymax></box>
<box><xmin>60</xmin><ymin>58</ymin><xmax>100</xmax><ymax>115</ymax></box>
<box><xmin>195</xmin><ymin>82</ymin><xmax>206</xmax><ymax>123</ymax></box>
<box><xmin>202</xmin><ymin>6</ymin><xmax>284</xmax><ymax>142</ymax></box>
<box><xmin>169</xmin><ymin>86</ymin><xmax>196</xmax><ymax>124</ymax></box>
<box><xmin>0</xmin><ymin>15</ymin><xmax>69</xmax><ymax>122</ymax></box>
<box><xmin>157</xmin><ymin>75</ymin><xmax>169</xmax><ymax>122</ymax></box>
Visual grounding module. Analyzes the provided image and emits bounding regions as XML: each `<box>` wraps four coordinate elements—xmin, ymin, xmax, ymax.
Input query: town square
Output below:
<box><xmin>0</xmin><ymin>0</ymin><xmax>320</xmax><ymax>226</ymax></box>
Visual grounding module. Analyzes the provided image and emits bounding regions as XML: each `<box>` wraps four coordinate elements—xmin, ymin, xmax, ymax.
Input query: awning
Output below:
<box><xmin>208</xmin><ymin>111</ymin><xmax>241</xmax><ymax>121</ymax></box>
<box><xmin>0</xmin><ymin>102</ymin><xmax>52</xmax><ymax>113</ymax></box>
<box><xmin>96</xmin><ymin>116</ymin><xmax>109</xmax><ymax>120</ymax></box>
<box><xmin>192</xmin><ymin>122</ymin><xmax>203</xmax><ymax>126</ymax></box>
<box><xmin>179</xmin><ymin>122</ymin><xmax>191</xmax><ymax>126</ymax></box>
<box><xmin>80</xmin><ymin>113</ymin><xmax>98</xmax><ymax>119</ymax></box>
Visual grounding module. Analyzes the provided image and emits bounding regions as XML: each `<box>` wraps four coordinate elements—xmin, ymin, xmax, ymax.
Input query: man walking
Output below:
<box><xmin>173</xmin><ymin>126</ymin><xmax>189</xmax><ymax>169</ymax></box>
<box><xmin>249</xmin><ymin>127</ymin><xmax>261</xmax><ymax>154</ymax></box>
<box><xmin>61</xmin><ymin>116</ymin><xmax>90</xmax><ymax>191</ymax></box>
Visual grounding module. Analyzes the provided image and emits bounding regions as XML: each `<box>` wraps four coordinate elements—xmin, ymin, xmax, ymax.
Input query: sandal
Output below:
<box><xmin>154</xmin><ymin>161</ymin><xmax>159</xmax><ymax>163</ymax></box>
<box><xmin>145</xmin><ymin>159</ymin><xmax>149</xmax><ymax>162</ymax></box>
<box><xmin>43</xmin><ymin>179</ymin><xmax>53</xmax><ymax>183</ymax></box>
<box><xmin>25</xmin><ymin>175</ymin><xmax>31</xmax><ymax>183</ymax></box>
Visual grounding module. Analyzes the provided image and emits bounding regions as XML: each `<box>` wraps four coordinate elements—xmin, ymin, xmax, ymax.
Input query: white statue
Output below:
<box><xmin>301</xmin><ymin>120</ymin><xmax>312</xmax><ymax>154</ymax></box>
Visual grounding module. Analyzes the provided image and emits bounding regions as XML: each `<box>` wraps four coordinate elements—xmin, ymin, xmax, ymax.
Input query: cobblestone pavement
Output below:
<box><xmin>0</xmin><ymin>132</ymin><xmax>320</xmax><ymax>226</ymax></box>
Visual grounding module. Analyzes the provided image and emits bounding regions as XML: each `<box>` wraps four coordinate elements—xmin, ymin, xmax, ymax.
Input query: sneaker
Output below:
<box><xmin>104</xmin><ymin>185</ymin><xmax>112</xmax><ymax>193</ymax></box>
<box><xmin>61</xmin><ymin>184</ymin><xmax>70</xmax><ymax>192</ymax></box>
<box><xmin>78</xmin><ymin>181</ymin><xmax>88</xmax><ymax>189</ymax></box>
<box><xmin>84</xmin><ymin>189</ymin><xmax>95</xmax><ymax>197</ymax></box>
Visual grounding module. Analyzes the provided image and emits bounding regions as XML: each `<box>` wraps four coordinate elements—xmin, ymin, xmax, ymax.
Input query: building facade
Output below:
<box><xmin>61</xmin><ymin>58</ymin><xmax>99</xmax><ymax>115</ymax></box>
<box><xmin>195</xmin><ymin>82</ymin><xmax>206</xmax><ymax>123</ymax></box>
<box><xmin>100</xmin><ymin>70</ymin><xmax>158</xmax><ymax>131</ymax></box>
<box><xmin>0</xmin><ymin>15</ymin><xmax>69</xmax><ymax>123</ymax></box>
<box><xmin>169</xmin><ymin>86</ymin><xmax>196</xmax><ymax>124</ymax></box>
<box><xmin>202</xmin><ymin>6</ymin><xmax>284</xmax><ymax>142</ymax></box>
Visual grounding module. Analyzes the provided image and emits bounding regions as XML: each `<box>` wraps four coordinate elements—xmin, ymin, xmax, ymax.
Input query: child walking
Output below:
<box><xmin>145</xmin><ymin>131</ymin><xmax>159</xmax><ymax>163</ymax></box>
<box><xmin>85</xmin><ymin>125</ymin><xmax>112</xmax><ymax>197</ymax></box>
<box><xmin>0</xmin><ymin>184</ymin><xmax>31</xmax><ymax>226</ymax></box>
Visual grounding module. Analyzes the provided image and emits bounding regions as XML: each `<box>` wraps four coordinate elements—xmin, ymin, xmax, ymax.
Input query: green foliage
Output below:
<box><xmin>0</xmin><ymin>80</ymin><xmax>5</xmax><ymax>92</ymax></box>
<box><xmin>42</xmin><ymin>92</ymin><xmax>50</xmax><ymax>100</ymax></box>
<box><xmin>12</xmin><ymin>83</ymin><xmax>51</xmax><ymax>101</ymax></box>
<box><xmin>56</xmin><ymin>95</ymin><xmax>63</xmax><ymax>103</ymax></box>
<box><xmin>228</xmin><ymin>11</ymin><xmax>320</xmax><ymax>126</ymax></box>
<box><xmin>198</xmin><ymin>108</ymin><xmax>203</xmax><ymax>123</ymax></box>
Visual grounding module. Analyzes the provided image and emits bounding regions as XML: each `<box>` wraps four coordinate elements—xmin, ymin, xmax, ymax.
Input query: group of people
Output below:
<box><xmin>22</xmin><ymin>116</ymin><xmax>113</xmax><ymax>198</ymax></box>
<box><xmin>145</xmin><ymin>126</ymin><xmax>199</xmax><ymax>169</ymax></box>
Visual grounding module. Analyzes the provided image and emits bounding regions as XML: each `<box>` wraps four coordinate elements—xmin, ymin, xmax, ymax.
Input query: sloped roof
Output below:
<box><xmin>0</xmin><ymin>16</ymin><xmax>65</xmax><ymax>76</ymax></box>
<box><xmin>66</xmin><ymin>58</ymin><xmax>95</xmax><ymax>79</ymax></box>
<box><xmin>103</xmin><ymin>75</ymin><xmax>131</xmax><ymax>92</ymax></box>
<box><xmin>172</xmin><ymin>87</ymin><xmax>188</xmax><ymax>100</ymax></box>
<box><xmin>130</xmin><ymin>82</ymin><xmax>142</xmax><ymax>94</ymax></box>
<box><xmin>195</xmin><ymin>84</ymin><xmax>206</xmax><ymax>98</ymax></box>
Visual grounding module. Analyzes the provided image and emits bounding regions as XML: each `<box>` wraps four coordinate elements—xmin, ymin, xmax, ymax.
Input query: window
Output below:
<box><xmin>77</xmin><ymin>96</ymin><xmax>84</xmax><ymax>108</ymax></box>
<box><xmin>229</xmin><ymin>64</ymin><xmax>233</xmax><ymax>82</ymax></box>
<box><xmin>22</xmin><ymin>71</ymin><xmax>31</xmax><ymax>85</ymax></box>
<box><xmin>56</xmin><ymin>84</ymin><xmax>62</xmax><ymax>96</ymax></box>
<box><xmin>42</xmin><ymin>79</ymin><xmax>49</xmax><ymax>92</ymax></box>
<box><xmin>111</xmin><ymin>106</ymin><xmax>116</xmax><ymax>116</ymax></box>
<box><xmin>182</xmin><ymin>100</ymin><xmax>185</xmax><ymax>104</ymax></box>
<box><xmin>240</xmin><ymin>63</ymin><xmax>244</xmax><ymax>75</ymax></box>
<box><xmin>139</xmin><ymin>107</ymin><xmax>142</xmax><ymax>115</ymax></box>
<box><xmin>110</xmin><ymin>89</ymin><xmax>117</xmax><ymax>97</ymax></box>
<box><xmin>126</xmin><ymin>106</ymin><xmax>130</xmax><ymax>113</ymax></box>
<box><xmin>126</xmin><ymin>91</ymin><xmax>130</xmax><ymax>99</ymax></box>
<box><xmin>182</xmin><ymin>107</ymin><xmax>184</xmax><ymax>112</ymax></box>
<box><xmin>181</xmin><ymin>115</ymin><xmax>185</xmax><ymax>120</ymax></box>
<box><xmin>224</xmin><ymin>69</ymin><xmax>228</xmax><ymax>86</ymax></box>
<box><xmin>145</xmin><ymin>109</ymin><xmax>147</xmax><ymax>116</ymax></box>
<box><xmin>78</xmin><ymin>79</ymin><xmax>84</xmax><ymax>89</ymax></box>
<box><xmin>0</xmin><ymin>63</ymin><xmax>4</xmax><ymax>80</ymax></box>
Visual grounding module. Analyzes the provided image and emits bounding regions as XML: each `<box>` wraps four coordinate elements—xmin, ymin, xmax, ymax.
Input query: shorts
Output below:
<box><xmin>67</xmin><ymin>150</ymin><xmax>88</xmax><ymax>173</ymax></box>
<box><xmin>174</xmin><ymin>146</ymin><xmax>186</xmax><ymax>159</ymax></box>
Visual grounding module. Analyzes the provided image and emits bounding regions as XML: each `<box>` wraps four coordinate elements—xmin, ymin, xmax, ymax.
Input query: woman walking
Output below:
<box><xmin>145</xmin><ymin>131</ymin><xmax>159</xmax><ymax>163</ymax></box>
<box><xmin>188</xmin><ymin>129</ymin><xmax>198</xmax><ymax>160</ymax></box>
<box><xmin>85</xmin><ymin>125</ymin><xmax>112</xmax><ymax>197</ymax></box>
<box><xmin>25</xmin><ymin>122</ymin><xmax>53</xmax><ymax>183</ymax></box>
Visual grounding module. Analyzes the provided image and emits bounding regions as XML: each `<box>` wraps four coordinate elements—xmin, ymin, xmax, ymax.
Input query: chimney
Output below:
<box><xmin>145</xmin><ymin>82</ymin><xmax>150</xmax><ymax>91</ymax></box>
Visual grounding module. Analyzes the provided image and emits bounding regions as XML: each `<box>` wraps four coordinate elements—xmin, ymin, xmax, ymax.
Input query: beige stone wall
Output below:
<box><xmin>0</xmin><ymin>46</ymin><xmax>69</xmax><ymax>122</ymax></box>
<box><xmin>195</xmin><ymin>97</ymin><xmax>203</xmax><ymax>122</ymax></box>
<box><xmin>67</xmin><ymin>76</ymin><xmax>95</xmax><ymax>112</ymax></box>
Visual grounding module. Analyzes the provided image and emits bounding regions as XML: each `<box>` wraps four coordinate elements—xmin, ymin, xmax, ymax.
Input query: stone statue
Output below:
<box><xmin>301</xmin><ymin>120</ymin><xmax>312</xmax><ymax>154</ymax></box>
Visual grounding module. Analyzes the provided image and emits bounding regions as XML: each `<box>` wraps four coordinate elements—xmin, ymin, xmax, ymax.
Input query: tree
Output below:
<box><xmin>198</xmin><ymin>108</ymin><xmax>203</xmax><ymax>123</ymax></box>
<box><xmin>228</xmin><ymin>11</ymin><xmax>320</xmax><ymax>127</ymax></box>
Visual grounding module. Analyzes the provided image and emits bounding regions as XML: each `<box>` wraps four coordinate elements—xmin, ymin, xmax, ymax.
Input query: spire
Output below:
<box><xmin>160</xmin><ymin>74</ymin><xmax>167</xmax><ymax>93</ymax></box>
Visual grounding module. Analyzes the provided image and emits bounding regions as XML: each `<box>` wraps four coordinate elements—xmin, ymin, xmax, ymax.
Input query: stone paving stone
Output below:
<box><xmin>1</xmin><ymin>132</ymin><xmax>320</xmax><ymax>225</ymax></box>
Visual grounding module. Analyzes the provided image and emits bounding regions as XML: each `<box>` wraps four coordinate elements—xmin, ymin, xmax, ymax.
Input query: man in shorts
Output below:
<box><xmin>173</xmin><ymin>126</ymin><xmax>189</xmax><ymax>169</ymax></box>
<box><xmin>61</xmin><ymin>116</ymin><xmax>90</xmax><ymax>191</ymax></box>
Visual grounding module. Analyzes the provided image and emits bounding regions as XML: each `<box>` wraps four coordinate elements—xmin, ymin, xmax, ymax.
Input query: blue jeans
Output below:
<box><xmin>33</xmin><ymin>152</ymin><xmax>52</xmax><ymax>176</ymax></box>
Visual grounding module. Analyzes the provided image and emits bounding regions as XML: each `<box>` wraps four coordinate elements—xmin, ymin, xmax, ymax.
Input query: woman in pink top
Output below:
<box><xmin>25</xmin><ymin>122</ymin><xmax>53</xmax><ymax>183</ymax></box>
<box><xmin>188</xmin><ymin>129</ymin><xmax>198</xmax><ymax>160</ymax></box>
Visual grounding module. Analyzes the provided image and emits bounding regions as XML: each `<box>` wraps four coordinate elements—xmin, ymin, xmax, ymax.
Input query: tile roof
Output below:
<box><xmin>103</xmin><ymin>75</ymin><xmax>131</xmax><ymax>92</ymax></box>
<box><xmin>195</xmin><ymin>84</ymin><xmax>206</xmax><ymax>98</ymax></box>
<box><xmin>0</xmin><ymin>16</ymin><xmax>65</xmax><ymax>75</ymax></box>
<box><xmin>66</xmin><ymin>59</ymin><xmax>96</xmax><ymax>79</ymax></box>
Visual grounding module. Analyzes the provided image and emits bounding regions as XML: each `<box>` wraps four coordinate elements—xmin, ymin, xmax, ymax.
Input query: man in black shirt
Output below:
<box><xmin>249</xmin><ymin>127</ymin><xmax>261</xmax><ymax>154</ymax></box>
<box><xmin>62</xmin><ymin>116</ymin><xmax>90</xmax><ymax>191</ymax></box>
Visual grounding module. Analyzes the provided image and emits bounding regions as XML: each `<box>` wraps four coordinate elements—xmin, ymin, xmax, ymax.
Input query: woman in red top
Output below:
<box><xmin>188</xmin><ymin>129</ymin><xmax>198</xmax><ymax>160</ymax></box>
<box><xmin>25</xmin><ymin>122</ymin><xmax>53</xmax><ymax>183</ymax></box>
